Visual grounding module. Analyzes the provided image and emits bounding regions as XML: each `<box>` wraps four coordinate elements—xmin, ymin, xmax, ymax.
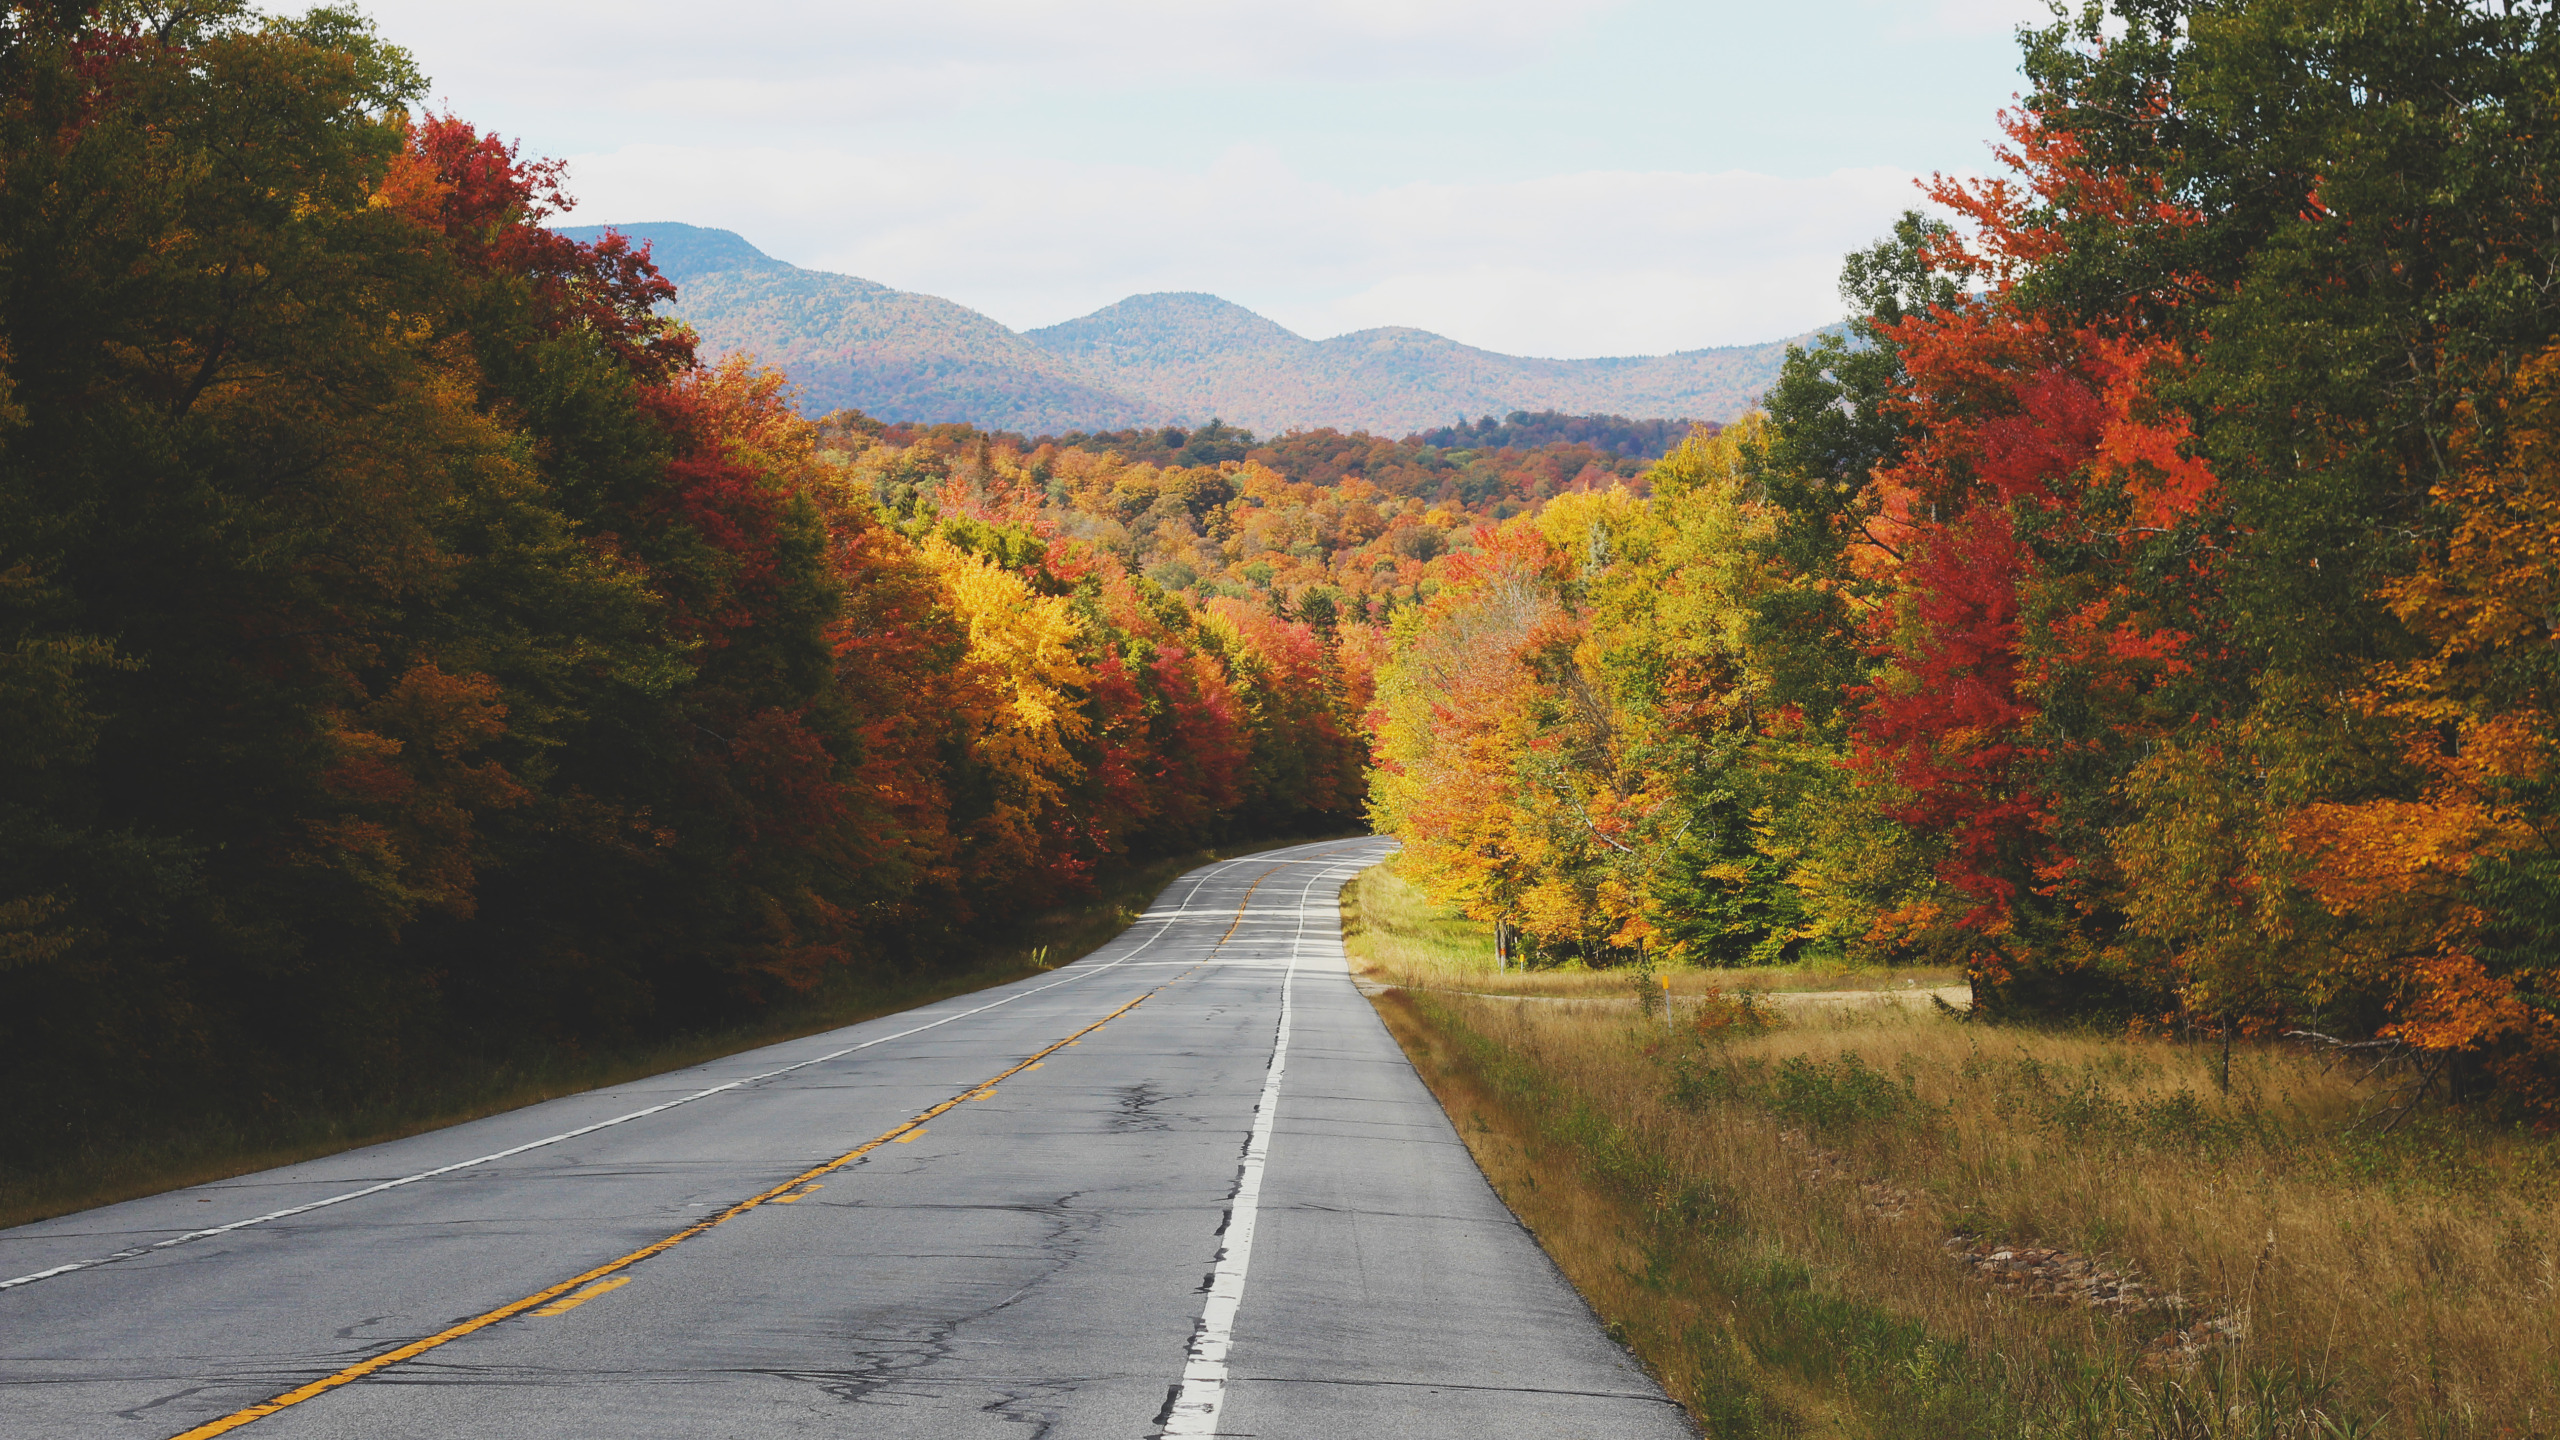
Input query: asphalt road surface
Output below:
<box><xmin>2</xmin><ymin>838</ymin><xmax>1690</xmax><ymax>1439</ymax></box>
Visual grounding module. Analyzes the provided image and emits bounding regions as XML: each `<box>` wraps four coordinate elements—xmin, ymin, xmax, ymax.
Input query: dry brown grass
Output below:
<box><xmin>1344</xmin><ymin>861</ymin><xmax>2560</xmax><ymax>1438</ymax></box>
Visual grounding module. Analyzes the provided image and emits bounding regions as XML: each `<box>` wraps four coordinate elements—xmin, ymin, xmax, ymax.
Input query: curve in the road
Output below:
<box><xmin>0</xmin><ymin>852</ymin><xmax>1263</xmax><ymax>1297</ymax></box>
<box><xmin>164</xmin><ymin>852</ymin><xmax>1319</xmax><ymax>1437</ymax></box>
<box><xmin>0</xmin><ymin>839</ymin><xmax>1689</xmax><ymax>1440</ymax></box>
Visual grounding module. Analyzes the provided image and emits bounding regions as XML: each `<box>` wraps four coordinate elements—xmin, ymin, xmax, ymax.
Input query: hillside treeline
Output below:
<box><xmin>894</xmin><ymin>414</ymin><xmax>1659</xmax><ymax>515</ymax></box>
<box><xmin>1247</xmin><ymin>423</ymin><xmax>1655</xmax><ymax>506</ymax></box>
<box><xmin>1407</xmin><ymin>410</ymin><xmax>1698</xmax><ymax>460</ymax></box>
<box><xmin>1370</xmin><ymin>0</ymin><xmax>2560</xmax><ymax>1114</ymax></box>
<box><xmin>807</xmin><ymin>407</ymin><xmax>1657</xmax><ymax>645</ymax></box>
<box><xmin>0</xmin><ymin>4</ymin><xmax>1362</xmax><ymax>1160</ymax></box>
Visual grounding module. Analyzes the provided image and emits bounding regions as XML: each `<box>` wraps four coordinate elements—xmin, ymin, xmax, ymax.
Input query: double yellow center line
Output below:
<box><xmin>170</xmin><ymin>859</ymin><xmax>1293</xmax><ymax>1440</ymax></box>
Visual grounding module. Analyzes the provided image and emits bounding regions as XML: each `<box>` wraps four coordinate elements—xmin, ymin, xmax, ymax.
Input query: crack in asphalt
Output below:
<box><xmin>330</xmin><ymin>1315</ymin><xmax>392</xmax><ymax>1342</ymax></box>
<box><xmin>979</xmin><ymin>1376</ymin><xmax>1087</xmax><ymax>1437</ymax></box>
<box><xmin>749</xmin><ymin>1189</ymin><xmax>1106</xmax><ymax>1417</ymax></box>
<box><xmin>0</xmin><ymin>843</ymin><xmax>1679</xmax><ymax>1439</ymax></box>
<box><xmin>111</xmin><ymin>1384</ymin><xmax>220</xmax><ymax>1422</ymax></box>
<box><xmin>1110</xmin><ymin>1082</ymin><xmax>1174</xmax><ymax>1133</ymax></box>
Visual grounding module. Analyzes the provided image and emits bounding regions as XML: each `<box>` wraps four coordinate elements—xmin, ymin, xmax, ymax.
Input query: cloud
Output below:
<box><xmin>363</xmin><ymin>0</ymin><xmax>1621</xmax><ymax>129</ymax></box>
<box><xmin>360</xmin><ymin>0</ymin><xmax>2019</xmax><ymax>357</ymax></box>
<box><xmin>560</xmin><ymin>145</ymin><xmax>1938</xmax><ymax>355</ymax></box>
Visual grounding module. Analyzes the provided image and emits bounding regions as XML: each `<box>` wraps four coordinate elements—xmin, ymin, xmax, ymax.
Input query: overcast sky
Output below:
<box><xmin>352</xmin><ymin>0</ymin><xmax>2055</xmax><ymax>357</ymax></box>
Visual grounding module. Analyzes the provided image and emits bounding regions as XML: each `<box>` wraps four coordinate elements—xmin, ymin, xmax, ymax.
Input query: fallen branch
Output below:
<box><xmin>2280</xmin><ymin>1028</ymin><xmax>2401</xmax><ymax>1052</ymax></box>
<box><xmin>2283</xmin><ymin>1028</ymin><xmax>2410</xmax><ymax>1085</ymax></box>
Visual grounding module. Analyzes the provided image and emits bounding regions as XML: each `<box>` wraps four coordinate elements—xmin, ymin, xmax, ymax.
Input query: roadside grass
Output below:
<box><xmin>1345</xmin><ymin>862</ymin><xmax>2560</xmax><ymax>1438</ymax></box>
<box><xmin>1340</xmin><ymin>865</ymin><xmax>1965</xmax><ymax>1000</ymax></box>
<box><xmin>0</xmin><ymin>834</ymin><xmax>1355</xmax><ymax>1232</ymax></box>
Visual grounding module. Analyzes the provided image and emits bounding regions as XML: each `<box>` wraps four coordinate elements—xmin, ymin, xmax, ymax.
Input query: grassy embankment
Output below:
<box><xmin>1343</xmin><ymin>862</ymin><xmax>2560</xmax><ymax>1438</ymax></box>
<box><xmin>0</xmin><ymin>835</ymin><xmax>1348</xmax><ymax>1231</ymax></box>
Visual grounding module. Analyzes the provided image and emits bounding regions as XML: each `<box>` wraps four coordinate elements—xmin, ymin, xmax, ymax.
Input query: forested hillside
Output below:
<box><xmin>1022</xmin><ymin>291</ymin><xmax>1800</xmax><ymax>435</ymax></box>
<box><xmin>0</xmin><ymin>6</ymin><xmax>1364</xmax><ymax>1170</ymax></box>
<box><xmin>1369</xmin><ymin>2</ymin><xmax>2560</xmax><ymax>1116</ymax></box>
<box><xmin>1406</xmin><ymin>410</ymin><xmax>1695</xmax><ymax>458</ymax></box>
<box><xmin>555</xmin><ymin>222</ymin><xmax>1155</xmax><ymax>433</ymax></box>
<box><xmin>807</xmin><ymin>412</ymin><xmax>1658</xmax><ymax>640</ymax></box>
<box><xmin>568</xmin><ymin>223</ymin><xmax>1805</xmax><ymax>434</ymax></box>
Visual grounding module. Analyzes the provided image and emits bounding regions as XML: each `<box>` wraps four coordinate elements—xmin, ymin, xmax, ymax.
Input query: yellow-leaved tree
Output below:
<box><xmin>919</xmin><ymin>537</ymin><xmax>1092</xmax><ymax>885</ymax></box>
<box><xmin>2287</xmin><ymin>347</ymin><xmax>2560</xmax><ymax>1102</ymax></box>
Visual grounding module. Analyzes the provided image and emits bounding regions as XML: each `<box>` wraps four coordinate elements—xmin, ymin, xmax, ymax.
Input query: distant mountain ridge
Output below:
<box><xmin>557</xmin><ymin>224</ymin><xmax>1155</xmax><ymax>432</ymax></box>
<box><xmin>559</xmin><ymin>223</ymin><xmax>1825</xmax><ymax>435</ymax></box>
<box><xmin>1027</xmin><ymin>292</ymin><xmax>1818</xmax><ymax>436</ymax></box>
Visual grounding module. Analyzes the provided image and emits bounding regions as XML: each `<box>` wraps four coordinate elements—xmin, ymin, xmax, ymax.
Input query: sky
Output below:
<box><xmin>352</xmin><ymin>0</ymin><xmax>2058</xmax><ymax>358</ymax></box>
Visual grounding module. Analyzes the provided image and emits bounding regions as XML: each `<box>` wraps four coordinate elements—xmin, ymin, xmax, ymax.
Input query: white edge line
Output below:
<box><xmin>0</xmin><ymin>849</ymin><xmax>1339</xmax><ymax>1292</ymax></box>
<box><xmin>1159</xmin><ymin>856</ymin><xmax>1367</xmax><ymax>1437</ymax></box>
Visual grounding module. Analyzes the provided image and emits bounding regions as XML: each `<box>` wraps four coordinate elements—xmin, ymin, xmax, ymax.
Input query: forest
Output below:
<box><xmin>0</xmin><ymin>2</ymin><xmax>1371</xmax><ymax>1172</ymax></box>
<box><xmin>1369</xmin><ymin>1</ymin><xmax>2560</xmax><ymax>1118</ymax></box>
<box><xmin>1406</xmin><ymin>409</ymin><xmax>1701</xmax><ymax>458</ymax></box>
<box><xmin>9</xmin><ymin>0</ymin><xmax>2559</xmax><ymax>1194</ymax></box>
<box><xmin>822</xmin><ymin>409</ymin><xmax>1654</xmax><ymax>621</ymax></box>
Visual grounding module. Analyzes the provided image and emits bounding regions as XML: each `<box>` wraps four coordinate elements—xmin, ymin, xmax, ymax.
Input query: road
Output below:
<box><xmin>1</xmin><ymin>839</ymin><xmax>1689</xmax><ymax>1439</ymax></box>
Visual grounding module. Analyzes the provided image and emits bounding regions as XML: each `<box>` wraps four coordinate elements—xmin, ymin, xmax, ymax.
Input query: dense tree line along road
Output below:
<box><xmin>0</xmin><ymin>841</ymin><xmax>1687</xmax><ymax>1438</ymax></box>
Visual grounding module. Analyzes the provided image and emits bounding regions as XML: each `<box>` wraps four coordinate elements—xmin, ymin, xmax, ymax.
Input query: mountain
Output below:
<box><xmin>555</xmin><ymin>223</ymin><xmax>1161</xmax><ymax>432</ymax></box>
<box><xmin>1025</xmin><ymin>293</ymin><xmax>1318</xmax><ymax>424</ymax></box>
<box><xmin>1026</xmin><ymin>293</ymin><xmax>1818</xmax><ymax>436</ymax></box>
<box><xmin>564</xmin><ymin>224</ymin><xmax>1820</xmax><ymax>435</ymax></box>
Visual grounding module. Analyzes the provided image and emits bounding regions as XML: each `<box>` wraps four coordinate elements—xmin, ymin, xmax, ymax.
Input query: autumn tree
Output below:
<box><xmin>0</xmin><ymin>0</ymin><xmax>1367</xmax><ymax>1177</ymax></box>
